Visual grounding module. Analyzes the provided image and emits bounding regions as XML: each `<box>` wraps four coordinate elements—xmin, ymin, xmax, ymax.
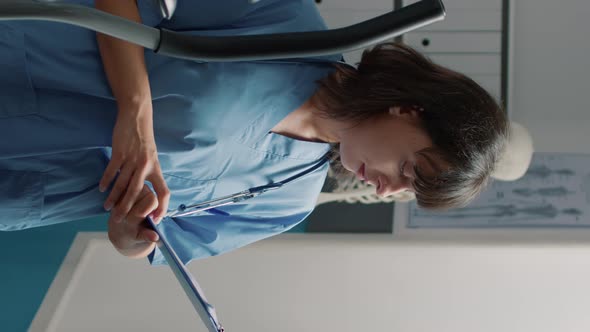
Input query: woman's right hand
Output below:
<box><xmin>99</xmin><ymin>102</ymin><xmax>170</xmax><ymax>226</ymax></box>
<box><xmin>107</xmin><ymin>184</ymin><xmax>162</xmax><ymax>259</ymax></box>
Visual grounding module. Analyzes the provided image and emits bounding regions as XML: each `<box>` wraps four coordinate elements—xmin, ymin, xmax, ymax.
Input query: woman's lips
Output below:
<box><xmin>356</xmin><ymin>163</ymin><xmax>366</xmax><ymax>181</ymax></box>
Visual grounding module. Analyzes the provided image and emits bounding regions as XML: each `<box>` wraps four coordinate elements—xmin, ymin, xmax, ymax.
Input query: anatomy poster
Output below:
<box><xmin>409</xmin><ymin>153</ymin><xmax>590</xmax><ymax>228</ymax></box>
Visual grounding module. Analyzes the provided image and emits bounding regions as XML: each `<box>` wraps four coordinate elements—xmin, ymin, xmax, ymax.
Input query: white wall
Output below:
<box><xmin>511</xmin><ymin>0</ymin><xmax>590</xmax><ymax>153</ymax></box>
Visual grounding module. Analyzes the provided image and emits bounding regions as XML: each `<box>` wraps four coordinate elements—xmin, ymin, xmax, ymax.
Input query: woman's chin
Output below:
<box><xmin>339</xmin><ymin>155</ymin><xmax>357</xmax><ymax>174</ymax></box>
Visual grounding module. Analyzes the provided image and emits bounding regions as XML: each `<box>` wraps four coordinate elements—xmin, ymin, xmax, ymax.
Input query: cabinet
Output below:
<box><xmin>402</xmin><ymin>0</ymin><xmax>507</xmax><ymax>101</ymax></box>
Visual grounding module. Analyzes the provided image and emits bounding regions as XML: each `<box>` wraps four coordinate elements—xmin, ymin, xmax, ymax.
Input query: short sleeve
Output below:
<box><xmin>147</xmin><ymin>211</ymin><xmax>312</xmax><ymax>266</ymax></box>
<box><xmin>146</xmin><ymin>153</ymin><xmax>330</xmax><ymax>267</ymax></box>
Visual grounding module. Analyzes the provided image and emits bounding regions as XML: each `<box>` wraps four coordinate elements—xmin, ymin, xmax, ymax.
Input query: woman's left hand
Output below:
<box><xmin>99</xmin><ymin>104</ymin><xmax>170</xmax><ymax>224</ymax></box>
<box><xmin>107</xmin><ymin>184</ymin><xmax>161</xmax><ymax>259</ymax></box>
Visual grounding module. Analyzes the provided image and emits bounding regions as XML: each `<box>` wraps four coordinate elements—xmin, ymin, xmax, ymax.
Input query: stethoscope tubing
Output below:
<box><xmin>164</xmin><ymin>154</ymin><xmax>330</xmax><ymax>219</ymax></box>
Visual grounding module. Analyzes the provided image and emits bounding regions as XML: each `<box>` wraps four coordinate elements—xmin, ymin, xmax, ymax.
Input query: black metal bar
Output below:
<box><xmin>156</xmin><ymin>0</ymin><xmax>446</xmax><ymax>61</ymax></box>
<box><xmin>0</xmin><ymin>0</ymin><xmax>445</xmax><ymax>62</ymax></box>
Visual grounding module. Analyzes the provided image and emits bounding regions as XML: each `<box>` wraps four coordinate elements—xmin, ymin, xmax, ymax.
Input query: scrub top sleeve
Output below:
<box><xmin>156</xmin><ymin>0</ymin><xmax>326</xmax><ymax>36</ymax></box>
<box><xmin>65</xmin><ymin>1</ymin><xmax>163</xmax><ymax>28</ymax></box>
<box><xmin>136</xmin><ymin>0</ymin><xmax>166</xmax><ymax>27</ymax></box>
<box><xmin>147</xmin><ymin>211</ymin><xmax>312</xmax><ymax>266</ymax></box>
<box><xmin>146</xmin><ymin>157</ymin><xmax>330</xmax><ymax>267</ymax></box>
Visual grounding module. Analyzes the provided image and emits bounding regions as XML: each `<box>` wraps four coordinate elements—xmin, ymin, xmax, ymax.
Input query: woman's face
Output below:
<box><xmin>338</xmin><ymin>106</ymin><xmax>437</xmax><ymax>197</ymax></box>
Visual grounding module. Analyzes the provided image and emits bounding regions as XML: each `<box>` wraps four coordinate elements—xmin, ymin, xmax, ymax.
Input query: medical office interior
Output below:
<box><xmin>1</xmin><ymin>0</ymin><xmax>590</xmax><ymax>331</ymax></box>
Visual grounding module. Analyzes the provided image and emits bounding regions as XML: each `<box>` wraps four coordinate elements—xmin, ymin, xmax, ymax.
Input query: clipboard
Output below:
<box><xmin>145</xmin><ymin>216</ymin><xmax>225</xmax><ymax>332</ymax></box>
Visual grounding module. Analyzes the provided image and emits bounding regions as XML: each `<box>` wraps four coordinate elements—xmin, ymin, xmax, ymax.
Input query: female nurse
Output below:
<box><xmin>0</xmin><ymin>0</ymin><xmax>508</xmax><ymax>265</ymax></box>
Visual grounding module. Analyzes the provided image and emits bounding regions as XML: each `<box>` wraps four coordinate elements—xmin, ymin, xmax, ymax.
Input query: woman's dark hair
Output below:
<box><xmin>311</xmin><ymin>42</ymin><xmax>509</xmax><ymax>210</ymax></box>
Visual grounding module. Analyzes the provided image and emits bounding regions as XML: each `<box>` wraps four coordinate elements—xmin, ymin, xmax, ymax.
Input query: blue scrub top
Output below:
<box><xmin>0</xmin><ymin>0</ymin><xmax>343</xmax><ymax>266</ymax></box>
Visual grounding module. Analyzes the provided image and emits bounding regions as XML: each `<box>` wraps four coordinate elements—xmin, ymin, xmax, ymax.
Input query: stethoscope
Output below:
<box><xmin>164</xmin><ymin>151</ymin><xmax>331</xmax><ymax>218</ymax></box>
